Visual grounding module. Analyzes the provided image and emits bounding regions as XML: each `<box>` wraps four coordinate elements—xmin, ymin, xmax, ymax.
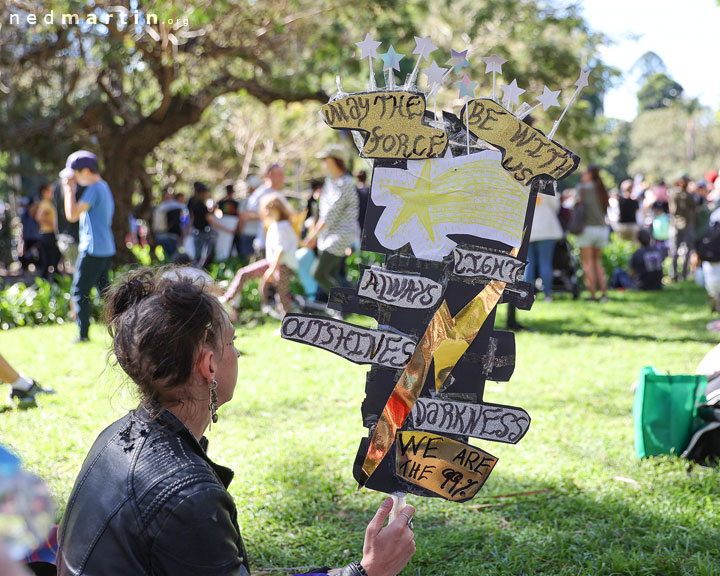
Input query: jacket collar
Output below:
<box><xmin>134</xmin><ymin>400</ymin><xmax>235</xmax><ymax>488</ymax></box>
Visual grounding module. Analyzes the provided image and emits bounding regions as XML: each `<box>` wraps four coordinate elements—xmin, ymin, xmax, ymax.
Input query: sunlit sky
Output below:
<box><xmin>580</xmin><ymin>0</ymin><xmax>720</xmax><ymax>120</ymax></box>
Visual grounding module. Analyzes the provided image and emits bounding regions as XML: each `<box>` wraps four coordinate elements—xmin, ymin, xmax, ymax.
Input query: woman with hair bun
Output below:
<box><xmin>56</xmin><ymin>267</ymin><xmax>415</xmax><ymax>576</ymax></box>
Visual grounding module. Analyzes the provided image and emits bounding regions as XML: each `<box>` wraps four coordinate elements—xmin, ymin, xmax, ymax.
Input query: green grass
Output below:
<box><xmin>1</xmin><ymin>283</ymin><xmax>719</xmax><ymax>575</ymax></box>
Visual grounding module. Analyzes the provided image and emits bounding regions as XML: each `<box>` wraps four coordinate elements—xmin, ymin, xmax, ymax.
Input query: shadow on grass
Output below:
<box><xmin>523</xmin><ymin>321</ymin><xmax>717</xmax><ymax>344</ymax></box>
<box><xmin>516</xmin><ymin>285</ymin><xmax>717</xmax><ymax>344</ymax></box>
<box><xmin>240</xmin><ymin>446</ymin><xmax>719</xmax><ymax>576</ymax></box>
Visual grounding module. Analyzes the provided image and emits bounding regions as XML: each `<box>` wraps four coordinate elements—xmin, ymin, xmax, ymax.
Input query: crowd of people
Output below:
<box><xmin>5</xmin><ymin>149</ymin><xmax>720</xmax><ymax>327</ymax></box>
<box><xmin>523</xmin><ymin>166</ymin><xmax>720</xmax><ymax>307</ymax></box>
<box><xmin>148</xmin><ymin>144</ymin><xmax>366</xmax><ymax>321</ymax></box>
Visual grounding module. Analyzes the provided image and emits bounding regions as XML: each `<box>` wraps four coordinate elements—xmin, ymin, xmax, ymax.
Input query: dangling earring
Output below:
<box><xmin>209</xmin><ymin>378</ymin><xmax>219</xmax><ymax>426</ymax></box>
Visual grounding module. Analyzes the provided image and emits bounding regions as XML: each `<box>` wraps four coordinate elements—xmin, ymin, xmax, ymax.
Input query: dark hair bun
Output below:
<box><xmin>104</xmin><ymin>267</ymin><xmax>226</xmax><ymax>400</ymax></box>
<box><xmin>105</xmin><ymin>269</ymin><xmax>155</xmax><ymax>324</ymax></box>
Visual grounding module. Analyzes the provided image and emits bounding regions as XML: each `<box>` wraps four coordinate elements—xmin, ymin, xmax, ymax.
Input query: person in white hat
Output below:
<box><xmin>304</xmin><ymin>144</ymin><xmax>359</xmax><ymax>294</ymax></box>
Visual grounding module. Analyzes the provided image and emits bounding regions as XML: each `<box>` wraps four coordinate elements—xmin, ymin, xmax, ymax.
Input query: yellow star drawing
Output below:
<box><xmin>385</xmin><ymin>159</ymin><xmax>460</xmax><ymax>242</ymax></box>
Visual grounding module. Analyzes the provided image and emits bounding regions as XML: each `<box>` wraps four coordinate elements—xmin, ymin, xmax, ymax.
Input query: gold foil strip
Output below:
<box><xmin>358</xmin><ymin>246</ymin><xmax>520</xmax><ymax>487</ymax></box>
<box><xmin>395</xmin><ymin>431</ymin><xmax>497</xmax><ymax>502</ymax></box>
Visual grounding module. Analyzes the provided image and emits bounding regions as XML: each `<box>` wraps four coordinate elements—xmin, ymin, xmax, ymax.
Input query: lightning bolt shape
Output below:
<box><xmin>358</xmin><ymin>246</ymin><xmax>520</xmax><ymax>488</ymax></box>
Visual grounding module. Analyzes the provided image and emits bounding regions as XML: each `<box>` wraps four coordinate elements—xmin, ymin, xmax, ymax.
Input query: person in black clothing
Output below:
<box><xmin>355</xmin><ymin>169</ymin><xmax>370</xmax><ymax>232</ymax></box>
<box><xmin>19</xmin><ymin>197</ymin><xmax>40</xmax><ymax>271</ymax></box>
<box><xmin>630</xmin><ymin>228</ymin><xmax>664</xmax><ymax>290</ymax></box>
<box><xmin>218</xmin><ymin>184</ymin><xmax>240</xmax><ymax>217</ymax></box>
<box><xmin>152</xmin><ymin>187</ymin><xmax>188</xmax><ymax>261</ymax></box>
<box><xmin>57</xmin><ymin>267</ymin><xmax>416</xmax><ymax>576</ymax></box>
<box><xmin>616</xmin><ymin>179</ymin><xmax>639</xmax><ymax>242</ymax></box>
<box><xmin>187</xmin><ymin>182</ymin><xmax>234</xmax><ymax>269</ymax></box>
<box><xmin>218</xmin><ymin>184</ymin><xmax>244</xmax><ymax>258</ymax></box>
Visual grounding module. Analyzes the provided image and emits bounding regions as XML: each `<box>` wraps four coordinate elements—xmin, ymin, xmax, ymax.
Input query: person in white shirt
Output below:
<box><xmin>525</xmin><ymin>192</ymin><xmax>563</xmax><ymax>300</ymax></box>
<box><xmin>261</xmin><ymin>193</ymin><xmax>298</xmax><ymax>317</ymax></box>
<box><xmin>242</xmin><ymin>164</ymin><xmax>285</xmax><ymax>255</ymax></box>
<box><xmin>221</xmin><ymin>193</ymin><xmax>297</xmax><ymax>320</ymax></box>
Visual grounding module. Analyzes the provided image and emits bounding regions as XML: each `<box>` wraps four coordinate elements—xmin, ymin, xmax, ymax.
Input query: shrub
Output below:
<box><xmin>602</xmin><ymin>235</ymin><xmax>635</xmax><ymax>278</ymax></box>
<box><xmin>0</xmin><ymin>276</ymin><xmax>102</xmax><ymax>330</ymax></box>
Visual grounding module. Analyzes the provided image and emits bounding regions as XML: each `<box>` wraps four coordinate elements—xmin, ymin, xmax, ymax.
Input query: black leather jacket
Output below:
<box><xmin>57</xmin><ymin>402</ymin><xmax>250</xmax><ymax>575</ymax></box>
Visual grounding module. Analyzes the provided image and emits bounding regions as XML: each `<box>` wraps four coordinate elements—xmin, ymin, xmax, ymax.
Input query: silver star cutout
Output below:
<box><xmin>536</xmin><ymin>86</ymin><xmax>561</xmax><ymax>111</ymax></box>
<box><xmin>575</xmin><ymin>68</ymin><xmax>590</xmax><ymax>90</ymax></box>
<box><xmin>412</xmin><ymin>36</ymin><xmax>437</xmax><ymax>61</ymax></box>
<box><xmin>356</xmin><ymin>33</ymin><xmax>382</xmax><ymax>60</ymax></box>
<box><xmin>423</xmin><ymin>60</ymin><xmax>448</xmax><ymax>86</ymax></box>
<box><xmin>482</xmin><ymin>54</ymin><xmax>508</xmax><ymax>75</ymax></box>
<box><xmin>501</xmin><ymin>78</ymin><xmax>526</xmax><ymax>107</ymax></box>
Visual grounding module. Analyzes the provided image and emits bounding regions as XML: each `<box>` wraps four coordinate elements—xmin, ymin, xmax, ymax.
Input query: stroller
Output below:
<box><xmin>552</xmin><ymin>236</ymin><xmax>581</xmax><ymax>299</ymax></box>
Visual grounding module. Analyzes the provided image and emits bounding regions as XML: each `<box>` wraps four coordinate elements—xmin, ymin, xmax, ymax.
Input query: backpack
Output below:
<box><xmin>696</xmin><ymin>223</ymin><xmax>720</xmax><ymax>263</ymax></box>
<box><xmin>682</xmin><ymin>374</ymin><xmax>720</xmax><ymax>465</ymax></box>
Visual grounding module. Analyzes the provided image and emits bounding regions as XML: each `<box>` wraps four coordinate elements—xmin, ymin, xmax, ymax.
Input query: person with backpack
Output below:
<box><xmin>629</xmin><ymin>228</ymin><xmax>664</xmax><ymax>291</ymax></box>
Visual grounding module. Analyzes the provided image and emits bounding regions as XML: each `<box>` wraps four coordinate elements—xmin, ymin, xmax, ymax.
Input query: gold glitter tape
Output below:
<box><xmin>358</xmin><ymin>246</ymin><xmax>519</xmax><ymax>487</ymax></box>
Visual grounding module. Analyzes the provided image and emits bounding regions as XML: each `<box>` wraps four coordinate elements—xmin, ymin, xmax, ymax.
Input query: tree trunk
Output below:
<box><xmin>103</xmin><ymin>140</ymin><xmax>143</xmax><ymax>266</ymax></box>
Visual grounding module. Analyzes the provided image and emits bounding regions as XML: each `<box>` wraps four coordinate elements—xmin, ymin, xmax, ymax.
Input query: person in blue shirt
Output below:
<box><xmin>61</xmin><ymin>150</ymin><xmax>115</xmax><ymax>343</ymax></box>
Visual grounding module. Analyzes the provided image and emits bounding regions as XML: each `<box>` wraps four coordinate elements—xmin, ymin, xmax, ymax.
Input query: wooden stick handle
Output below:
<box><xmin>389</xmin><ymin>492</ymin><xmax>407</xmax><ymax>524</ymax></box>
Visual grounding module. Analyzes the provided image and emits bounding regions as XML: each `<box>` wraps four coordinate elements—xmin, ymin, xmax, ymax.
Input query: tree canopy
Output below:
<box><xmin>637</xmin><ymin>72</ymin><xmax>684</xmax><ymax>112</ymax></box>
<box><xmin>1</xmin><ymin>0</ymin><xmax>614</xmax><ymax>262</ymax></box>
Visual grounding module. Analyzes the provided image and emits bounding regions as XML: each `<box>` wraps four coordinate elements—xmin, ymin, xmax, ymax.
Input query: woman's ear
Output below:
<box><xmin>195</xmin><ymin>347</ymin><xmax>217</xmax><ymax>383</ymax></box>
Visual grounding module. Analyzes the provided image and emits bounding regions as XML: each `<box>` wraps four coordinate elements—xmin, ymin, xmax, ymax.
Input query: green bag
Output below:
<box><xmin>633</xmin><ymin>366</ymin><xmax>707</xmax><ymax>458</ymax></box>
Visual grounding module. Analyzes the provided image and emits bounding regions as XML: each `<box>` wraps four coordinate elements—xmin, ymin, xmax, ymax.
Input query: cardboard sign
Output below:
<box><xmin>409</xmin><ymin>398</ymin><xmax>530</xmax><ymax>444</ymax></box>
<box><xmin>452</xmin><ymin>246</ymin><xmax>526</xmax><ymax>283</ymax></box>
<box><xmin>321</xmin><ymin>91</ymin><xmax>448</xmax><ymax>160</ymax></box>
<box><xmin>395</xmin><ymin>431</ymin><xmax>497</xmax><ymax>502</ymax></box>
<box><xmin>462</xmin><ymin>98</ymin><xmax>578</xmax><ymax>184</ymax></box>
<box><xmin>281</xmin><ymin>314</ymin><xmax>415</xmax><ymax>369</ymax></box>
<box><xmin>358</xmin><ymin>268</ymin><xmax>444</xmax><ymax>309</ymax></box>
<box><xmin>371</xmin><ymin>151</ymin><xmax>530</xmax><ymax>260</ymax></box>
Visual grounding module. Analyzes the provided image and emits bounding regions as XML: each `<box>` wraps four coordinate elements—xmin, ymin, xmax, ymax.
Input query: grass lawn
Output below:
<box><xmin>1</xmin><ymin>283</ymin><xmax>719</xmax><ymax>575</ymax></box>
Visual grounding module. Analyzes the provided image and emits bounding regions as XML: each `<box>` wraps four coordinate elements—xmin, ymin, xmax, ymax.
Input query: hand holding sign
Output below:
<box><xmin>360</xmin><ymin>497</ymin><xmax>416</xmax><ymax>576</ymax></box>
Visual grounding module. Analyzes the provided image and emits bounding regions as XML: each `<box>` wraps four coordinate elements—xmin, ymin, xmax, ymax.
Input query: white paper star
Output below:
<box><xmin>380</xmin><ymin>45</ymin><xmax>405</xmax><ymax>72</ymax></box>
<box><xmin>423</xmin><ymin>60</ymin><xmax>448</xmax><ymax>86</ymax></box>
<box><xmin>536</xmin><ymin>85</ymin><xmax>561</xmax><ymax>111</ymax></box>
<box><xmin>356</xmin><ymin>33</ymin><xmax>382</xmax><ymax>60</ymax></box>
<box><xmin>482</xmin><ymin>54</ymin><xmax>508</xmax><ymax>75</ymax></box>
<box><xmin>501</xmin><ymin>79</ymin><xmax>526</xmax><ymax>107</ymax></box>
<box><xmin>575</xmin><ymin>68</ymin><xmax>590</xmax><ymax>90</ymax></box>
<box><xmin>412</xmin><ymin>36</ymin><xmax>437</xmax><ymax>61</ymax></box>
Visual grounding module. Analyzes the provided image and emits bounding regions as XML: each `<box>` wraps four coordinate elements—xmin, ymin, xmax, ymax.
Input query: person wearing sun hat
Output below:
<box><xmin>304</xmin><ymin>144</ymin><xmax>359</xmax><ymax>294</ymax></box>
<box><xmin>60</xmin><ymin>150</ymin><xmax>115</xmax><ymax>343</ymax></box>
